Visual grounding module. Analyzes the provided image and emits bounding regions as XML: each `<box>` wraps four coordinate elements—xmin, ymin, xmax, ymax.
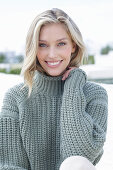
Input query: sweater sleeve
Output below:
<box><xmin>60</xmin><ymin>68</ymin><xmax>108</xmax><ymax>166</ymax></box>
<box><xmin>0</xmin><ymin>88</ymin><xmax>30</xmax><ymax>170</ymax></box>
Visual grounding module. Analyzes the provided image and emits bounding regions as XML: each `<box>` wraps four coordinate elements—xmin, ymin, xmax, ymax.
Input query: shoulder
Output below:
<box><xmin>1</xmin><ymin>83</ymin><xmax>29</xmax><ymax>119</ymax></box>
<box><xmin>3</xmin><ymin>82</ymin><xmax>29</xmax><ymax>106</ymax></box>
<box><xmin>83</xmin><ymin>81</ymin><xmax>107</xmax><ymax>93</ymax></box>
<box><xmin>83</xmin><ymin>81</ymin><xmax>108</xmax><ymax>104</ymax></box>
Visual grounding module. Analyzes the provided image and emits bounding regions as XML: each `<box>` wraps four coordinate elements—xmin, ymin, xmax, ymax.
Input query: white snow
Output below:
<box><xmin>0</xmin><ymin>73</ymin><xmax>23</xmax><ymax>111</ymax></box>
<box><xmin>80</xmin><ymin>51</ymin><xmax>113</xmax><ymax>79</ymax></box>
<box><xmin>95</xmin><ymin>51</ymin><xmax>113</xmax><ymax>67</ymax></box>
<box><xmin>0</xmin><ymin>73</ymin><xmax>113</xmax><ymax>170</ymax></box>
<box><xmin>81</xmin><ymin>65</ymin><xmax>113</xmax><ymax>79</ymax></box>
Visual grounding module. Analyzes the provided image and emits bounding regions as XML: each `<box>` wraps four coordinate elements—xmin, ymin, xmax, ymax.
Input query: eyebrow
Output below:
<box><xmin>39</xmin><ymin>38</ymin><xmax>68</xmax><ymax>42</ymax></box>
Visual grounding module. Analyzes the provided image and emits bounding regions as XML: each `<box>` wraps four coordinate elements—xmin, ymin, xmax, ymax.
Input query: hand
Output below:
<box><xmin>62</xmin><ymin>67</ymin><xmax>76</xmax><ymax>81</ymax></box>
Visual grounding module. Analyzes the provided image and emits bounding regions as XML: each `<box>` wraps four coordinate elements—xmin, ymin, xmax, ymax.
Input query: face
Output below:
<box><xmin>37</xmin><ymin>23</ymin><xmax>76</xmax><ymax>76</ymax></box>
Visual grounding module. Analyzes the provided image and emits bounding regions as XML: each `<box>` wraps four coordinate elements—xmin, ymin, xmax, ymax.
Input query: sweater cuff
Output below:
<box><xmin>64</xmin><ymin>68</ymin><xmax>87</xmax><ymax>90</ymax></box>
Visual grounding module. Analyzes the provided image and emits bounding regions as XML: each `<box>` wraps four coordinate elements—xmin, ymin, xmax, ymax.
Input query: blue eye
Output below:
<box><xmin>58</xmin><ymin>42</ymin><xmax>66</xmax><ymax>46</ymax></box>
<box><xmin>39</xmin><ymin>43</ymin><xmax>47</xmax><ymax>47</ymax></box>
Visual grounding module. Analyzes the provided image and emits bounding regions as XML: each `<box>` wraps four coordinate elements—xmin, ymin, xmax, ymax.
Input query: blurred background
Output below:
<box><xmin>0</xmin><ymin>0</ymin><xmax>113</xmax><ymax>170</ymax></box>
<box><xmin>0</xmin><ymin>0</ymin><xmax>113</xmax><ymax>83</ymax></box>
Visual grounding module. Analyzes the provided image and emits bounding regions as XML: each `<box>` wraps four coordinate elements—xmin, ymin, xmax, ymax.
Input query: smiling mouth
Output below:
<box><xmin>45</xmin><ymin>60</ymin><xmax>63</xmax><ymax>67</ymax></box>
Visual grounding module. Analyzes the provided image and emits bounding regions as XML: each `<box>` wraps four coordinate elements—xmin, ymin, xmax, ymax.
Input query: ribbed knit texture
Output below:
<box><xmin>0</xmin><ymin>68</ymin><xmax>108</xmax><ymax>170</ymax></box>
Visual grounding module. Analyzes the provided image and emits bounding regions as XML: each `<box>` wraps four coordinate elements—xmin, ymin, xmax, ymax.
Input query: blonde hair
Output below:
<box><xmin>21</xmin><ymin>8</ymin><xmax>87</xmax><ymax>95</ymax></box>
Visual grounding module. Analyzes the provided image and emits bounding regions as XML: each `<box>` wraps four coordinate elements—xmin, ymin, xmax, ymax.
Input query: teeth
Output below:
<box><xmin>47</xmin><ymin>61</ymin><xmax>61</xmax><ymax>66</ymax></box>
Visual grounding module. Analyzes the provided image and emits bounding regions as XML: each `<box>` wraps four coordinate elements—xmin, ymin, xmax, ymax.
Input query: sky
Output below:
<box><xmin>0</xmin><ymin>0</ymin><xmax>113</xmax><ymax>55</ymax></box>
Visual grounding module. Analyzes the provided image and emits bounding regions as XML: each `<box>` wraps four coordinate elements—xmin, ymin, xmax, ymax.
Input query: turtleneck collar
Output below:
<box><xmin>32</xmin><ymin>71</ymin><xmax>65</xmax><ymax>96</ymax></box>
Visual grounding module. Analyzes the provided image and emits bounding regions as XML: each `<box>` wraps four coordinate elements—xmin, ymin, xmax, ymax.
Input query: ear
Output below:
<box><xmin>72</xmin><ymin>43</ymin><xmax>76</xmax><ymax>53</ymax></box>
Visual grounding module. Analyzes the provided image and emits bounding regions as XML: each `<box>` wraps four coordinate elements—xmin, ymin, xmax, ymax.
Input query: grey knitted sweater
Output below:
<box><xmin>0</xmin><ymin>68</ymin><xmax>108</xmax><ymax>170</ymax></box>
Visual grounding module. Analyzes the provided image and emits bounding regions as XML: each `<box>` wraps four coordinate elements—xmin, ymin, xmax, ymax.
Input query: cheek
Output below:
<box><xmin>37</xmin><ymin>51</ymin><xmax>45</xmax><ymax>61</ymax></box>
<box><xmin>62</xmin><ymin>47</ymin><xmax>72</xmax><ymax>58</ymax></box>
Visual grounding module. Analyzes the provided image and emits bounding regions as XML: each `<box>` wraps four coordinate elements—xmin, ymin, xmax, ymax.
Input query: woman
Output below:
<box><xmin>0</xmin><ymin>8</ymin><xmax>108</xmax><ymax>170</ymax></box>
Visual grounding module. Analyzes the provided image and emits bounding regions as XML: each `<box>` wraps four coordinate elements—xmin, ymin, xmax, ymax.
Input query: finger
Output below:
<box><xmin>62</xmin><ymin>67</ymin><xmax>76</xmax><ymax>80</ymax></box>
<box><xmin>62</xmin><ymin>73</ymin><xmax>66</xmax><ymax>80</ymax></box>
<box><xmin>62</xmin><ymin>70</ymin><xmax>70</xmax><ymax>80</ymax></box>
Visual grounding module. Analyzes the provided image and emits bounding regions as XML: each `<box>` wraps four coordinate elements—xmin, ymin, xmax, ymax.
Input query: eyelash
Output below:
<box><xmin>39</xmin><ymin>42</ymin><xmax>66</xmax><ymax>47</ymax></box>
<box><xmin>58</xmin><ymin>42</ymin><xmax>66</xmax><ymax>46</ymax></box>
<box><xmin>39</xmin><ymin>43</ymin><xmax>47</xmax><ymax>47</ymax></box>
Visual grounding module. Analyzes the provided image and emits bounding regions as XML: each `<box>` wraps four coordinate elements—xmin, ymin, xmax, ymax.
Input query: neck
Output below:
<box><xmin>32</xmin><ymin>71</ymin><xmax>64</xmax><ymax>96</ymax></box>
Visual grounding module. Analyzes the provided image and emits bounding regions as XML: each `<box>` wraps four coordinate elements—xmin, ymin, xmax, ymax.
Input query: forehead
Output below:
<box><xmin>39</xmin><ymin>23</ymin><xmax>70</xmax><ymax>40</ymax></box>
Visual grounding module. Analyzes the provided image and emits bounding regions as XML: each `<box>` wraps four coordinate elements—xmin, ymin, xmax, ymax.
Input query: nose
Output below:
<box><xmin>48</xmin><ymin>47</ymin><xmax>57</xmax><ymax>59</ymax></box>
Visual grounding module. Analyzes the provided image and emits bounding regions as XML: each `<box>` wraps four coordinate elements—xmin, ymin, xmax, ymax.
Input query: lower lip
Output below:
<box><xmin>45</xmin><ymin>61</ymin><xmax>63</xmax><ymax>68</ymax></box>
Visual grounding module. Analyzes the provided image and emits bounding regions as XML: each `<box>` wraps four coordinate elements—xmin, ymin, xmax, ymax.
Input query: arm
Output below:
<box><xmin>60</xmin><ymin>68</ymin><xmax>108</xmax><ymax>165</ymax></box>
<box><xmin>0</xmin><ymin>88</ymin><xmax>30</xmax><ymax>170</ymax></box>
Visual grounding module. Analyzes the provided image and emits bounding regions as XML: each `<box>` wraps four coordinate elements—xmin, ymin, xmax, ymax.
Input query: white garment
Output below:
<box><xmin>60</xmin><ymin>156</ymin><xmax>96</xmax><ymax>170</ymax></box>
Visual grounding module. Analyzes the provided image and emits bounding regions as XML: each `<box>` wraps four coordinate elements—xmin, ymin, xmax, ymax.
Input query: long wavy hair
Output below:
<box><xmin>21</xmin><ymin>8</ymin><xmax>87</xmax><ymax>96</ymax></box>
